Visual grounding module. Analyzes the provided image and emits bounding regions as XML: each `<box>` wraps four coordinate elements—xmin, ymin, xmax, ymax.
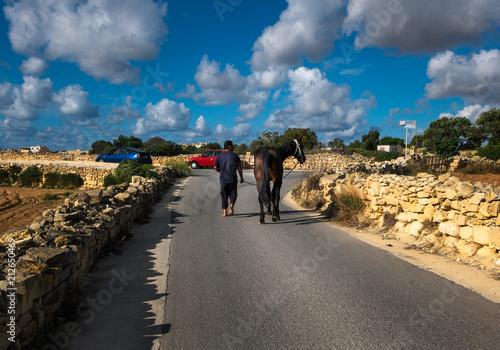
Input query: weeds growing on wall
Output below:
<box><xmin>331</xmin><ymin>184</ymin><xmax>366</xmax><ymax>224</ymax></box>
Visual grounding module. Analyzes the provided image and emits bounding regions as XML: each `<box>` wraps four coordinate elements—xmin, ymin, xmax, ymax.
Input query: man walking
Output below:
<box><xmin>214</xmin><ymin>140</ymin><xmax>244</xmax><ymax>216</ymax></box>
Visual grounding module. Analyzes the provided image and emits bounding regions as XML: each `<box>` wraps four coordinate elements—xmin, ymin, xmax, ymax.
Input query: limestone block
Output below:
<box><xmin>456</xmin><ymin>182</ymin><xmax>475</xmax><ymax>198</ymax></box>
<box><xmin>469</xmin><ymin>192</ymin><xmax>486</xmax><ymax>205</ymax></box>
<box><xmin>476</xmin><ymin>246</ymin><xmax>494</xmax><ymax>260</ymax></box>
<box><xmin>445</xmin><ymin>187</ymin><xmax>458</xmax><ymax>200</ymax></box>
<box><xmin>456</xmin><ymin>240</ymin><xmax>481</xmax><ymax>257</ymax></box>
<box><xmin>489</xmin><ymin>228</ymin><xmax>500</xmax><ymax>249</ymax></box>
<box><xmin>456</xmin><ymin>215</ymin><xmax>470</xmax><ymax>226</ymax></box>
<box><xmin>396</xmin><ymin>212</ymin><xmax>419</xmax><ymax>222</ymax></box>
<box><xmin>479</xmin><ymin>201</ymin><xmax>500</xmax><ymax>218</ymax></box>
<box><xmin>418</xmin><ymin>198</ymin><xmax>431</xmax><ymax>205</ymax></box>
<box><xmin>473</xmin><ymin>226</ymin><xmax>490</xmax><ymax>246</ymax></box>
<box><xmin>408</xmin><ymin>221</ymin><xmax>424</xmax><ymax>236</ymax></box>
<box><xmin>409</xmin><ymin>202</ymin><xmax>425</xmax><ymax>213</ymax></box>
<box><xmin>485</xmin><ymin>190</ymin><xmax>499</xmax><ymax>203</ymax></box>
<box><xmin>420</xmin><ymin>204</ymin><xmax>435</xmax><ymax>222</ymax></box>
<box><xmin>440</xmin><ymin>199</ymin><xmax>452</xmax><ymax>210</ymax></box>
<box><xmin>464</xmin><ymin>203</ymin><xmax>479</xmax><ymax>213</ymax></box>
<box><xmin>444</xmin><ymin>236</ymin><xmax>460</xmax><ymax>248</ymax></box>
<box><xmin>439</xmin><ymin>221</ymin><xmax>460</xmax><ymax>237</ymax></box>
<box><xmin>433</xmin><ymin>209</ymin><xmax>447</xmax><ymax>223</ymax></box>
<box><xmin>459</xmin><ymin>226</ymin><xmax>474</xmax><ymax>241</ymax></box>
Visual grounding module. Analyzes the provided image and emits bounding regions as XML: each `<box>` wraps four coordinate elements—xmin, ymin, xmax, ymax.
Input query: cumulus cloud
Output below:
<box><xmin>343</xmin><ymin>0</ymin><xmax>500</xmax><ymax>52</ymax></box>
<box><xmin>4</xmin><ymin>0</ymin><xmax>168</xmax><ymax>84</ymax></box>
<box><xmin>19</xmin><ymin>57</ymin><xmax>49</xmax><ymax>76</ymax></box>
<box><xmin>182</xmin><ymin>115</ymin><xmax>212</xmax><ymax>140</ymax></box>
<box><xmin>250</xmin><ymin>0</ymin><xmax>345</xmax><ymax>72</ymax></box>
<box><xmin>439</xmin><ymin>104</ymin><xmax>495</xmax><ymax>123</ymax></box>
<box><xmin>213</xmin><ymin>123</ymin><xmax>253</xmax><ymax>141</ymax></box>
<box><xmin>53</xmin><ymin>85</ymin><xmax>100</xmax><ymax>125</ymax></box>
<box><xmin>133</xmin><ymin>98</ymin><xmax>191</xmax><ymax>136</ymax></box>
<box><xmin>107</xmin><ymin>96</ymin><xmax>142</xmax><ymax>125</ymax></box>
<box><xmin>0</xmin><ymin>77</ymin><xmax>53</xmax><ymax>120</ymax></box>
<box><xmin>35</xmin><ymin>125</ymin><xmax>90</xmax><ymax>151</ymax></box>
<box><xmin>178</xmin><ymin>55</ymin><xmax>269</xmax><ymax>121</ymax></box>
<box><xmin>264</xmin><ymin>67</ymin><xmax>376</xmax><ymax>136</ymax></box>
<box><xmin>425</xmin><ymin>49</ymin><xmax>500</xmax><ymax>104</ymax></box>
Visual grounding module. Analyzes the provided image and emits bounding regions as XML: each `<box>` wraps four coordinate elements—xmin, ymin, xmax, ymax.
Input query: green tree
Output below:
<box><xmin>113</xmin><ymin>135</ymin><xmax>143</xmax><ymax>149</ymax></box>
<box><xmin>361</xmin><ymin>130</ymin><xmax>380</xmax><ymax>150</ymax></box>
<box><xmin>410</xmin><ymin>135</ymin><xmax>424</xmax><ymax>148</ymax></box>
<box><xmin>281</xmin><ymin>128</ymin><xmax>318</xmax><ymax>150</ymax></box>
<box><xmin>347</xmin><ymin>139</ymin><xmax>361</xmax><ymax>150</ymax></box>
<box><xmin>234</xmin><ymin>143</ymin><xmax>248</xmax><ymax>155</ymax></box>
<box><xmin>89</xmin><ymin>140</ymin><xmax>113</xmax><ymax>155</ymax></box>
<box><xmin>249</xmin><ymin>130</ymin><xmax>281</xmax><ymax>153</ymax></box>
<box><xmin>199</xmin><ymin>142</ymin><xmax>222</xmax><ymax>152</ymax></box>
<box><xmin>379</xmin><ymin>136</ymin><xmax>404</xmax><ymax>147</ymax></box>
<box><xmin>144</xmin><ymin>136</ymin><xmax>166</xmax><ymax>150</ymax></box>
<box><xmin>148</xmin><ymin>141</ymin><xmax>183</xmax><ymax>156</ymax></box>
<box><xmin>182</xmin><ymin>145</ymin><xmax>198</xmax><ymax>154</ymax></box>
<box><xmin>422</xmin><ymin>117</ymin><xmax>481</xmax><ymax>156</ymax></box>
<box><xmin>328</xmin><ymin>138</ymin><xmax>346</xmax><ymax>149</ymax></box>
<box><xmin>476</xmin><ymin>108</ymin><xmax>500</xmax><ymax>146</ymax></box>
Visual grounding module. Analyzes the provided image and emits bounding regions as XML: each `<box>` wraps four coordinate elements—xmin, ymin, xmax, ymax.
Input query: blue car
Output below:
<box><xmin>95</xmin><ymin>147</ymin><xmax>153</xmax><ymax>164</ymax></box>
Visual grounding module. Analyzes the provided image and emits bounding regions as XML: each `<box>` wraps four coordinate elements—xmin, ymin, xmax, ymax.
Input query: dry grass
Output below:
<box><xmin>331</xmin><ymin>184</ymin><xmax>366</xmax><ymax>224</ymax></box>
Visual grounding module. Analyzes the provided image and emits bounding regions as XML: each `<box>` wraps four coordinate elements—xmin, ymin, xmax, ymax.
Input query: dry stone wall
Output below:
<box><xmin>0</xmin><ymin>168</ymin><xmax>174</xmax><ymax>349</ymax></box>
<box><xmin>309</xmin><ymin>172</ymin><xmax>500</xmax><ymax>273</ymax></box>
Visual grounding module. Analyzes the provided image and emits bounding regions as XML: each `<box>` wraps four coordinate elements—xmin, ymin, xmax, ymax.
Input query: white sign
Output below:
<box><xmin>404</xmin><ymin>124</ymin><xmax>416</xmax><ymax>129</ymax></box>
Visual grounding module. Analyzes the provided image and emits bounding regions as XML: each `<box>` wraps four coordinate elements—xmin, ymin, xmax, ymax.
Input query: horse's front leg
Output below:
<box><xmin>266</xmin><ymin>182</ymin><xmax>272</xmax><ymax>216</ymax></box>
<box><xmin>257</xmin><ymin>184</ymin><xmax>265</xmax><ymax>224</ymax></box>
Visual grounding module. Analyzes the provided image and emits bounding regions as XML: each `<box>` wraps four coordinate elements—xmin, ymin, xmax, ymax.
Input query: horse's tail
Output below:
<box><xmin>258</xmin><ymin>150</ymin><xmax>271</xmax><ymax>208</ymax></box>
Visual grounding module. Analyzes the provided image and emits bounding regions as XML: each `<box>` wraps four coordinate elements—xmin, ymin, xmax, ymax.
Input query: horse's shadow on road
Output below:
<box><xmin>234</xmin><ymin>209</ymin><xmax>328</xmax><ymax>226</ymax></box>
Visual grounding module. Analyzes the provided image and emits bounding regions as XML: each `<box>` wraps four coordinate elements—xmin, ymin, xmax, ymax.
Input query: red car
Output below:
<box><xmin>186</xmin><ymin>149</ymin><xmax>224</xmax><ymax>169</ymax></box>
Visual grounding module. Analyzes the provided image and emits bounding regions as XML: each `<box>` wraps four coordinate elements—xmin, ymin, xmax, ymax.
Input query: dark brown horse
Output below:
<box><xmin>253</xmin><ymin>139</ymin><xmax>306</xmax><ymax>224</ymax></box>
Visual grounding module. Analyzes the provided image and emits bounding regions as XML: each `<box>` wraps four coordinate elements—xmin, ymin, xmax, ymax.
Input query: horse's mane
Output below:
<box><xmin>276</xmin><ymin>140</ymin><xmax>296</xmax><ymax>159</ymax></box>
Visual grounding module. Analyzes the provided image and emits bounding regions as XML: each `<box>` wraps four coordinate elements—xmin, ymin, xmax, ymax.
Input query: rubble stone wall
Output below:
<box><xmin>0</xmin><ymin>163</ymin><xmax>114</xmax><ymax>189</ymax></box>
<box><xmin>311</xmin><ymin>172</ymin><xmax>500</xmax><ymax>272</ymax></box>
<box><xmin>0</xmin><ymin>168</ymin><xmax>174</xmax><ymax>349</ymax></box>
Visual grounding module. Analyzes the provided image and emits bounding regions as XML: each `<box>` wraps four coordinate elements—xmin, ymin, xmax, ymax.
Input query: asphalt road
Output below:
<box><xmin>161</xmin><ymin>169</ymin><xmax>500</xmax><ymax>350</ymax></box>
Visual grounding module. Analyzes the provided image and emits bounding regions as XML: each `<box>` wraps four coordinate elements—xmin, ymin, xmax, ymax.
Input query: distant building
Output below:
<box><xmin>377</xmin><ymin>145</ymin><xmax>402</xmax><ymax>153</ymax></box>
<box><xmin>29</xmin><ymin>145</ymin><xmax>50</xmax><ymax>154</ymax></box>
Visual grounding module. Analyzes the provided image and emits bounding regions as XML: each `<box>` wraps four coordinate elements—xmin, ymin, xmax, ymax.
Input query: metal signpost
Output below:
<box><xmin>399</xmin><ymin>120</ymin><xmax>416</xmax><ymax>157</ymax></box>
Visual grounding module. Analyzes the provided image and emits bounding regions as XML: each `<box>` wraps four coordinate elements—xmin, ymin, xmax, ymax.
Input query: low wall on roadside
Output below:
<box><xmin>0</xmin><ymin>167</ymin><xmax>175</xmax><ymax>349</ymax></box>
<box><xmin>301</xmin><ymin>172</ymin><xmax>500</xmax><ymax>273</ymax></box>
<box><xmin>0</xmin><ymin>163</ymin><xmax>115</xmax><ymax>189</ymax></box>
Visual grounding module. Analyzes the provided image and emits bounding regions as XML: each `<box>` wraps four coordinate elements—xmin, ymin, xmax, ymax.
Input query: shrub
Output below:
<box><xmin>355</xmin><ymin>150</ymin><xmax>403</xmax><ymax>162</ymax></box>
<box><xmin>103</xmin><ymin>174</ymin><xmax>117</xmax><ymax>187</ymax></box>
<box><xmin>43</xmin><ymin>173</ymin><xmax>61</xmax><ymax>188</ymax></box>
<box><xmin>0</xmin><ymin>169</ymin><xmax>9</xmax><ymax>185</ymax></box>
<box><xmin>42</xmin><ymin>193</ymin><xmax>59</xmax><ymax>201</ymax></box>
<box><xmin>43</xmin><ymin>172</ymin><xmax>84</xmax><ymax>189</ymax></box>
<box><xmin>18</xmin><ymin>166</ymin><xmax>43</xmax><ymax>187</ymax></box>
<box><xmin>164</xmin><ymin>159</ymin><xmax>191</xmax><ymax>177</ymax></box>
<box><xmin>332</xmin><ymin>185</ymin><xmax>366</xmax><ymax>223</ymax></box>
<box><xmin>113</xmin><ymin>160</ymin><xmax>158</xmax><ymax>184</ymax></box>
<box><xmin>60</xmin><ymin>173</ymin><xmax>84</xmax><ymax>189</ymax></box>
<box><xmin>476</xmin><ymin>144</ymin><xmax>500</xmax><ymax>161</ymax></box>
<box><xmin>9</xmin><ymin>165</ymin><xmax>22</xmax><ymax>183</ymax></box>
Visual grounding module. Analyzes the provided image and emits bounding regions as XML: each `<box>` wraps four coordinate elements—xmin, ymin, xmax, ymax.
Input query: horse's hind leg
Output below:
<box><xmin>271</xmin><ymin>181</ymin><xmax>281</xmax><ymax>222</ymax></box>
<box><xmin>266</xmin><ymin>183</ymin><xmax>272</xmax><ymax>216</ymax></box>
<box><xmin>259</xmin><ymin>200</ymin><xmax>265</xmax><ymax>224</ymax></box>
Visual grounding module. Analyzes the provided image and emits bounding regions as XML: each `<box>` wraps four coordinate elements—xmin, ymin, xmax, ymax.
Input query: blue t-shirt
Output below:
<box><xmin>214</xmin><ymin>151</ymin><xmax>241</xmax><ymax>183</ymax></box>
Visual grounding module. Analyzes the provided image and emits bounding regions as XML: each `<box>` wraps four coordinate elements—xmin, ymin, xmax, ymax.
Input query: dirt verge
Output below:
<box><xmin>0</xmin><ymin>186</ymin><xmax>80</xmax><ymax>235</ymax></box>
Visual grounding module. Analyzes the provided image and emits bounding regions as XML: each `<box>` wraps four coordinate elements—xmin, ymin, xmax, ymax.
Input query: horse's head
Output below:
<box><xmin>293</xmin><ymin>138</ymin><xmax>306</xmax><ymax>164</ymax></box>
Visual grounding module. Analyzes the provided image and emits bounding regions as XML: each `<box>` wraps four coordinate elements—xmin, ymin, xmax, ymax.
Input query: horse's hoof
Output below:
<box><xmin>259</xmin><ymin>220</ymin><xmax>265</xmax><ymax>224</ymax></box>
<box><xmin>272</xmin><ymin>217</ymin><xmax>278</xmax><ymax>222</ymax></box>
<box><xmin>267</xmin><ymin>211</ymin><xmax>272</xmax><ymax>216</ymax></box>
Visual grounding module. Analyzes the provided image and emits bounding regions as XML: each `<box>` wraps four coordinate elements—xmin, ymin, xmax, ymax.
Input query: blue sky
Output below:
<box><xmin>1</xmin><ymin>0</ymin><xmax>499</xmax><ymax>151</ymax></box>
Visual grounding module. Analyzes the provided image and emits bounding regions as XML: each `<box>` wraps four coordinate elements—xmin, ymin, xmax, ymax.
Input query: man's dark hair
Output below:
<box><xmin>224</xmin><ymin>140</ymin><xmax>233</xmax><ymax>150</ymax></box>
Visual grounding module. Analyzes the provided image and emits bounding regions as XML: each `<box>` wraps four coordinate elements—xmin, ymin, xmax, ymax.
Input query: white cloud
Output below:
<box><xmin>179</xmin><ymin>55</ymin><xmax>270</xmax><ymax>121</ymax></box>
<box><xmin>343</xmin><ymin>0</ymin><xmax>500</xmax><ymax>52</ymax></box>
<box><xmin>250</xmin><ymin>0</ymin><xmax>345</xmax><ymax>72</ymax></box>
<box><xmin>425</xmin><ymin>49</ymin><xmax>500</xmax><ymax>103</ymax></box>
<box><xmin>19</xmin><ymin>57</ymin><xmax>49</xmax><ymax>76</ymax></box>
<box><xmin>133</xmin><ymin>98</ymin><xmax>191</xmax><ymax>136</ymax></box>
<box><xmin>35</xmin><ymin>125</ymin><xmax>90</xmax><ymax>151</ymax></box>
<box><xmin>264</xmin><ymin>67</ymin><xmax>376</xmax><ymax>135</ymax></box>
<box><xmin>107</xmin><ymin>96</ymin><xmax>142</xmax><ymax>125</ymax></box>
<box><xmin>182</xmin><ymin>115</ymin><xmax>212</xmax><ymax>140</ymax></box>
<box><xmin>0</xmin><ymin>77</ymin><xmax>53</xmax><ymax>120</ymax></box>
<box><xmin>4</xmin><ymin>0</ymin><xmax>168</xmax><ymax>84</ymax></box>
<box><xmin>213</xmin><ymin>123</ymin><xmax>253</xmax><ymax>141</ymax></box>
<box><xmin>53</xmin><ymin>85</ymin><xmax>99</xmax><ymax>124</ymax></box>
<box><xmin>439</xmin><ymin>104</ymin><xmax>495</xmax><ymax>123</ymax></box>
